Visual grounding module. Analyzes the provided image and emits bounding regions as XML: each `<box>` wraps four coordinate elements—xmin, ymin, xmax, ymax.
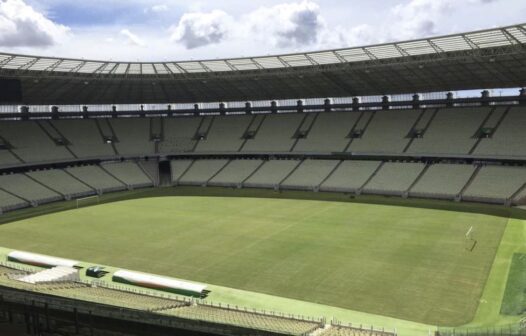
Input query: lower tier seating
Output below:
<box><xmin>409</xmin><ymin>164</ymin><xmax>477</xmax><ymax>200</ymax></box>
<box><xmin>66</xmin><ymin>165</ymin><xmax>126</xmax><ymax>193</ymax></box>
<box><xmin>320</xmin><ymin>325</ymin><xmax>393</xmax><ymax>336</ymax></box>
<box><xmin>101</xmin><ymin>161</ymin><xmax>154</xmax><ymax>189</ymax></box>
<box><xmin>26</xmin><ymin>169</ymin><xmax>94</xmax><ymax>199</ymax></box>
<box><xmin>0</xmin><ymin>173</ymin><xmax>62</xmax><ymax>205</ymax></box>
<box><xmin>208</xmin><ymin>159</ymin><xmax>264</xmax><ymax>187</ymax></box>
<box><xmin>281</xmin><ymin>159</ymin><xmax>340</xmax><ymax>190</ymax></box>
<box><xmin>462</xmin><ymin>165</ymin><xmax>526</xmax><ymax>204</ymax></box>
<box><xmin>0</xmin><ymin>189</ymin><xmax>28</xmax><ymax>213</ymax></box>
<box><xmin>164</xmin><ymin>304</ymin><xmax>320</xmax><ymax>335</ymax></box>
<box><xmin>0</xmin><ymin>159</ymin><xmax>525</xmax><ymax>214</ymax></box>
<box><xmin>363</xmin><ymin>162</ymin><xmax>426</xmax><ymax>196</ymax></box>
<box><xmin>319</xmin><ymin>160</ymin><xmax>382</xmax><ymax>193</ymax></box>
<box><xmin>243</xmin><ymin>160</ymin><xmax>301</xmax><ymax>189</ymax></box>
<box><xmin>170</xmin><ymin>160</ymin><xmax>194</xmax><ymax>183</ymax></box>
<box><xmin>178</xmin><ymin>159</ymin><xmax>230</xmax><ymax>185</ymax></box>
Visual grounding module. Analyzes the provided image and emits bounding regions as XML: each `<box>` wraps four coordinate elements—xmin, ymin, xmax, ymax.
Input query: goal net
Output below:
<box><xmin>76</xmin><ymin>195</ymin><xmax>100</xmax><ymax>208</ymax></box>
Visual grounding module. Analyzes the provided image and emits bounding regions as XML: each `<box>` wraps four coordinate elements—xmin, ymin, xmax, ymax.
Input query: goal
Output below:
<box><xmin>465</xmin><ymin>226</ymin><xmax>477</xmax><ymax>251</ymax></box>
<box><xmin>76</xmin><ymin>195</ymin><xmax>100</xmax><ymax>208</ymax></box>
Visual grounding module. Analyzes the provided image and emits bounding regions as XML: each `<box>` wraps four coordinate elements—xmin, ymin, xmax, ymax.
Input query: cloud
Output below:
<box><xmin>321</xmin><ymin>0</ymin><xmax>501</xmax><ymax>49</ymax></box>
<box><xmin>120</xmin><ymin>28</ymin><xmax>145</xmax><ymax>47</ymax></box>
<box><xmin>245</xmin><ymin>1</ymin><xmax>324</xmax><ymax>48</ymax></box>
<box><xmin>0</xmin><ymin>0</ymin><xmax>69</xmax><ymax>47</ymax></box>
<box><xmin>390</xmin><ymin>0</ymin><xmax>453</xmax><ymax>40</ymax></box>
<box><xmin>144</xmin><ymin>4</ymin><xmax>169</xmax><ymax>14</ymax></box>
<box><xmin>169</xmin><ymin>9</ymin><xmax>231</xmax><ymax>49</ymax></box>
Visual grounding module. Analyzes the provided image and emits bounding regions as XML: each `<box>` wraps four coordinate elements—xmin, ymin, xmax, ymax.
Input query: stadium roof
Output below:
<box><xmin>0</xmin><ymin>23</ymin><xmax>525</xmax><ymax>105</ymax></box>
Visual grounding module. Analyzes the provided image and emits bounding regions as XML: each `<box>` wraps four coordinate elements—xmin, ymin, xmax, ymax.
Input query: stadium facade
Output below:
<box><xmin>0</xmin><ymin>23</ymin><xmax>525</xmax><ymax>336</ymax></box>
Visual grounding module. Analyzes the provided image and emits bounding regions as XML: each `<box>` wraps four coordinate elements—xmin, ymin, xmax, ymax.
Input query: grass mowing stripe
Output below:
<box><xmin>500</xmin><ymin>253</ymin><xmax>526</xmax><ymax>315</ymax></box>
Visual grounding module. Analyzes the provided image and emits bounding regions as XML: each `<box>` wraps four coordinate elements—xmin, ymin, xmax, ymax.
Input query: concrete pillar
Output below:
<box><xmin>297</xmin><ymin>100</ymin><xmax>304</xmax><ymax>113</ymax></box>
<box><xmin>324</xmin><ymin>99</ymin><xmax>331</xmax><ymax>112</ymax></box>
<box><xmin>82</xmin><ymin>106</ymin><xmax>89</xmax><ymax>119</ymax></box>
<box><xmin>352</xmin><ymin>97</ymin><xmax>360</xmax><ymax>111</ymax></box>
<box><xmin>51</xmin><ymin>106</ymin><xmax>59</xmax><ymax>120</ymax></box>
<box><xmin>382</xmin><ymin>96</ymin><xmax>390</xmax><ymax>110</ymax></box>
<box><xmin>270</xmin><ymin>101</ymin><xmax>278</xmax><ymax>114</ymax></box>
<box><xmin>412</xmin><ymin>94</ymin><xmax>420</xmax><ymax>109</ymax></box>
<box><xmin>20</xmin><ymin>106</ymin><xmax>30</xmax><ymax>121</ymax></box>
<box><xmin>481</xmin><ymin>90</ymin><xmax>490</xmax><ymax>106</ymax></box>
<box><xmin>519</xmin><ymin>88</ymin><xmax>526</xmax><ymax>105</ymax></box>
<box><xmin>245</xmin><ymin>102</ymin><xmax>252</xmax><ymax>114</ymax></box>
<box><xmin>446</xmin><ymin>92</ymin><xmax>454</xmax><ymax>107</ymax></box>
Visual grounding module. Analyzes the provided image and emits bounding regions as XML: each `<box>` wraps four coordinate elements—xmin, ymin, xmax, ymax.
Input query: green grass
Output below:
<box><xmin>0</xmin><ymin>195</ymin><xmax>508</xmax><ymax>326</ymax></box>
<box><xmin>500</xmin><ymin>254</ymin><xmax>526</xmax><ymax>315</ymax></box>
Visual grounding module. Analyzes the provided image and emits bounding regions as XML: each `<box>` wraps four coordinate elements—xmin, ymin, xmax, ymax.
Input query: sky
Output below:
<box><xmin>0</xmin><ymin>0</ymin><xmax>524</xmax><ymax>62</ymax></box>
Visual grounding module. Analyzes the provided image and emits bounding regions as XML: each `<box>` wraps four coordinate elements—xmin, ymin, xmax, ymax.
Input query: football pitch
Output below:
<box><xmin>0</xmin><ymin>195</ymin><xmax>509</xmax><ymax>326</ymax></box>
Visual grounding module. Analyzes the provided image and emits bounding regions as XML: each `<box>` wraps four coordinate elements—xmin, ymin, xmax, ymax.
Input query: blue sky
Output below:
<box><xmin>0</xmin><ymin>0</ymin><xmax>525</xmax><ymax>61</ymax></box>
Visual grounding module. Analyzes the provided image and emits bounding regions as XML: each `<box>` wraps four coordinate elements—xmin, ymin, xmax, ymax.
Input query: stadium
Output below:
<box><xmin>0</xmin><ymin>2</ymin><xmax>525</xmax><ymax>335</ymax></box>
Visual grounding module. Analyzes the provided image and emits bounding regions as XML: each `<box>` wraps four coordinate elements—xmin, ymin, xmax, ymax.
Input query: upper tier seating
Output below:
<box><xmin>0</xmin><ymin>106</ymin><xmax>522</xmax><ymax>166</ymax></box>
<box><xmin>27</xmin><ymin>169</ymin><xmax>94</xmax><ymax>199</ymax></box>
<box><xmin>242</xmin><ymin>113</ymin><xmax>303</xmax><ymax>152</ymax></box>
<box><xmin>53</xmin><ymin>119</ymin><xmax>115</xmax><ymax>158</ymax></box>
<box><xmin>243</xmin><ymin>160</ymin><xmax>300</xmax><ymax>188</ymax></box>
<box><xmin>110</xmin><ymin>118</ymin><xmax>155</xmax><ymax>156</ymax></box>
<box><xmin>409</xmin><ymin>164</ymin><xmax>476</xmax><ymax>199</ymax></box>
<box><xmin>178</xmin><ymin>159</ymin><xmax>230</xmax><ymax>185</ymax></box>
<box><xmin>0</xmin><ymin>121</ymin><xmax>73</xmax><ymax>163</ymax></box>
<box><xmin>208</xmin><ymin>160</ymin><xmax>263</xmax><ymax>187</ymax></box>
<box><xmin>463</xmin><ymin>165</ymin><xmax>526</xmax><ymax>203</ymax></box>
<box><xmin>101</xmin><ymin>161</ymin><xmax>153</xmax><ymax>188</ymax></box>
<box><xmin>159</xmin><ymin>117</ymin><xmax>202</xmax><ymax>153</ymax></box>
<box><xmin>406</xmin><ymin>107</ymin><xmax>491</xmax><ymax>155</ymax></box>
<box><xmin>349</xmin><ymin>109</ymin><xmax>421</xmax><ymax>153</ymax></box>
<box><xmin>0</xmin><ymin>173</ymin><xmax>62</xmax><ymax>204</ymax></box>
<box><xmin>474</xmin><ymin>106</ymin><xmax>526</xmax><ymax>158</ymax></box>
<box><xmin>194</xmin><ymin>115</ymin><xmax>251</xmax><ymax>152</ymax></box>
<box><xmin>66</xmin><ymin>165</ymin><xmax>126</xmax><ymax>193</ymax></box>
<box><xmin>363</xmin><ymin>162</ymin><xmax>426</xmax><ymax>195</ymax></box>
<box><xmin>293</xmin><ymin>112</ymin><xmax>359</xmax><ymax>152</ymax></box>
<box><xmin>281</xmin><ymin>159</ymin><xmax>340</xmax><ymax>190</ymax></box>
<box><xmin>319</xmin><ymin>160</ymin><xmax>382</xmax><ymax>193</ymax></box>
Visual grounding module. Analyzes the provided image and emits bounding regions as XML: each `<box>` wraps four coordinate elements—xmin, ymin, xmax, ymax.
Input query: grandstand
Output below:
<box><xmin>100</xmin><ymin>161</ymin><xmax>154</xmax><ymax>189</ymax></box>
<box><xmin>66</xmin><ymin>165</ymin><xmax>127</xmax><ymax>193</ymax></box>
<box><xmin>0</xmin><ymin>22</ymin><xmax>525</xmax><ymax>336</ymax></box>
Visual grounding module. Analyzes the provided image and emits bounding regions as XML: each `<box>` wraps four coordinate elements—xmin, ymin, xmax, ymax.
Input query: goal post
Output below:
<box><xmin>76</xmin><ymin>195</ymin><xmax>100</xmax><ymax>208</ymax></box>
<box><xmin>465</xmin><ymin>225</ymin><xmax>477</xmax><ymax>251</ymax></box>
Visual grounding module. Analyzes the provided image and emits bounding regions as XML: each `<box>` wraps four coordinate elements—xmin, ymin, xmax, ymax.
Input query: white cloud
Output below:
<box><xmin>144</xmin><ymin>4</ymin><xmax>169</xmax><ymax>14</ymax></box>
<box><xmin>321</xmin><ymin>0</ymin><xmax>502</xmax><ymax>49</ymax></box>
<box><xmin>245</xmin><ymin>1</ymin><xmax>324</xmax><ymax>48</ymax></box>
<box><xmin>151</xmin><ymin>4</ymin><xmax>168</xmax><ymax>12</ymax></box>
<box><xmin>120</xmin><ymin>28</ymin><xmax>145</xmax><ymax>47</ymax></box>
<box><xmin>390</xmin><ymin>0</ymin><xmax>453</xmax><ymax>40</ymax></box>
<box><xmin>0</xmin><ymin>0</ymin><xmax>519</xmax><ymax>61</ymax></box>
<box><xmin>0</xmin><ymin>0</ymin><xmax>69</xmax><ymax>47</ymax></box>
<box><xmin>169</xmin><ymin>10</ymin><xmax>231</xmax><ymax>49</ymax></box>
